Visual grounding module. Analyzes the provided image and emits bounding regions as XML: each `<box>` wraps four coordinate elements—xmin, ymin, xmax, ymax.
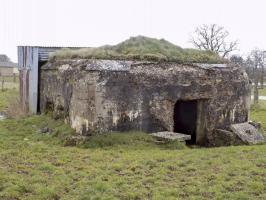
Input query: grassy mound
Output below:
<box><xmin>50</xmin><ymin>36</ymin><xmax>224</xmax><ymax>63</ymax></box>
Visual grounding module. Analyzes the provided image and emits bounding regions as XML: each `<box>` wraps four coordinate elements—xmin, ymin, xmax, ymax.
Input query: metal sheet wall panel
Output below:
<box><xmin>28</xmin><ymin>47</ymin><xmax>39</xmax><ymax>114</ymax></box>
<box><xmin>18</xmin><ymin>46</ymin><xmax>34</xmax><ymax>70</ymax></box>
<box><xmin>18</xmin><ymin>46</ymin><xmax>38</xmax><ymax>114</ymax></box>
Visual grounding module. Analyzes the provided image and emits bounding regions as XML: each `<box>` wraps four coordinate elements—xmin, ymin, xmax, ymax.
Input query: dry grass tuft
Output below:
<box><xmin>5</xmin><ymin>96</ymin><xmax>28</xmax><ymax>119</ymax></box>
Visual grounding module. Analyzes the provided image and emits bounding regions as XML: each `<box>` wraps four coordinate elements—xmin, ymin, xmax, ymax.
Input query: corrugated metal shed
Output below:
<box><xmin>18</xmin><ymin>46</ymin><xmax>83</xmax><ymax>114</ymax></box>
<box><xmin>38</xmin><ymin>47</ymin><xmax>61</xmax><ymax>61</ymax></box>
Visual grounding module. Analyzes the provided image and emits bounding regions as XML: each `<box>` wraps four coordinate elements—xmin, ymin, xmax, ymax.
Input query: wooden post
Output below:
<box><xmin>254</xmin><ymin>59</ymin><xmax>259</xmax><ymax>104</ymax></box>
<box><xmin>1</xmin><ymin>79</ymin><xmax>4</xmax><ymax>91</ymax></box>
<box><xmin>13</xmin><ymin>73</ymin><xmax>16</xmax><ymax>83</ymax></box>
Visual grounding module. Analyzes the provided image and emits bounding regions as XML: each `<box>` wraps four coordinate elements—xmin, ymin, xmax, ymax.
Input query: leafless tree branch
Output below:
<box><xmin>190</xmin><ymin>24</ymin><xmax>238</xmax><ymax>58</ymax></box>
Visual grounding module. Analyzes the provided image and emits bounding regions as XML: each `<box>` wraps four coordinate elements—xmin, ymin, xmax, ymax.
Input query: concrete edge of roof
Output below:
<box><xmin>41</xmin><ymin>59</ymin><xmax>235</xmax><ymax>72</ymax></box>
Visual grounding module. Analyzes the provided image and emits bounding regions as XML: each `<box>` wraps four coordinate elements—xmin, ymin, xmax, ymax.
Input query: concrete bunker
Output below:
<box><xmin>18</xmin><ymin>42</ymin><xmax>262</xmax><ymax>146</ymax></box>
<box><xmin>35</xmin><ymin>59</ymin><xmax>251</xmax><ymax>146</ymax></box>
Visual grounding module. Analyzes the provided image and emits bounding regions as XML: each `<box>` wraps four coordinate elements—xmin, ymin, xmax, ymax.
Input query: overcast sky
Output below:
<box><xmin>1</xmin><ymin>0</ymin><xmax>266</xmax><ymax>62</ymax></box>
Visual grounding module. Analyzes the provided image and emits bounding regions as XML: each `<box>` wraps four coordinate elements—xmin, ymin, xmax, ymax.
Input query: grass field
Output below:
<box><xmin>0</xmin><ymin>89</ymin><xmax>19</xmax><ymax>111</ymax></box>
<box><xmin>259</xmin><ymin>87</ymin><xmax>266</xmax><ymax>96</ymax></box>
<box><xmin>0</xmin><ymin>90</ymin><xmax>265</xmax><ymax>200</ymax></box>
<box><xmin>0</xmin><ymin>76</ymin><xmax>19</xmax><ymax>90</ymax></box>
<box><xmin>251</xmin><ymin>87</ymin><xmax>266</xmax><ymax>97</ymax></box>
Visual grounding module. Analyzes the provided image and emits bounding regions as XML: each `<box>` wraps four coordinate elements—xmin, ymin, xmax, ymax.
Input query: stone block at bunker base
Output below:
<box><xmin>230</xmin><ymin>123</ymin><xmax>265</xmax><ymax>144</ymax></box>
<box><xmin>213</xmin><ymin>129</ymin><xmax>242</xmax><ymax>146</ymax></box>
<box><xmin>151</xmin><ymin>131</ymin><xmax>191</xmax><ymax>141</ymax></box>
<box><xmin>248</xmin><ymin>121</ymin><xmax>261</xmax><ymax>129</ymax></box>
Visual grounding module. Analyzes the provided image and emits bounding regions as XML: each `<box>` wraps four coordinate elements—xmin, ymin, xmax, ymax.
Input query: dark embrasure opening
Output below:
<box><xmin>174</xmin><ymin>100</ymin><xmax>197</xmax><ymax>144</ymax></box>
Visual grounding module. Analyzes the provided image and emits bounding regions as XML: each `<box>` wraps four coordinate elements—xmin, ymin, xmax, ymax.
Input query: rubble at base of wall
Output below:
<box><xmin>214</xmin><ymin>122</ymin><xmax>265</xmax><ymax>146</ymax></box>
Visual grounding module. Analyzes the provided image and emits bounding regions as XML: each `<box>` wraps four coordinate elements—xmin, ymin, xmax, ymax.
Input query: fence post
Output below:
<box><xmin>13</xmin><ymin>73</ymin><xmax>16</xmax><ymax>83</ymax></box>
<box><xmin>1</xmin><ymin>79</ymin><xmax>4</xmax><ymax>91</ymax></box>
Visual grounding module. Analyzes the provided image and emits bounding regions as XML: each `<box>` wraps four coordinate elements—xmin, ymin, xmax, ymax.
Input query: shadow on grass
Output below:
<box><xmin>0</xmin><ymin>113</ymin><xmax>187</xmax><ymax>151</ymax></box>
<box><xmin>3</xmin><ymin>112</ymin><xmax>265</xmax><ymax>151</ymax></box>
<box><xmin>79</xmin><ymin>132</ymin><xmax>187</xmax><ymax>150</ymax></box>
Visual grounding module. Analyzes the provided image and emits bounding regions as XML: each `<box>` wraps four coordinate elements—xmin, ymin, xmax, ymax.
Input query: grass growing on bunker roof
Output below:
<box><xmin>50</xmin><ymin>36</ymin><xmax>225</xmax><ymax>63</ymax></box>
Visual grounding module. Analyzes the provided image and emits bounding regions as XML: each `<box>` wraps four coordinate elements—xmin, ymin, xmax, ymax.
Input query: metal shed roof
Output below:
<box><xmin>38</xmin><ymin>47</ymin><xmax>62</xmax><ymax>61</ymax></box>
<box><xmin>18</xmin><ymin>46</ymin><xmax>85</xmax><ymax>62</ymax></box>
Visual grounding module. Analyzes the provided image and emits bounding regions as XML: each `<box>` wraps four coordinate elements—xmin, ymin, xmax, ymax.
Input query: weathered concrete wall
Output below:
<box><xmin>39</xmin><ymin>59</ymin><xmax>250</xmax><ymax>146</ymax></box>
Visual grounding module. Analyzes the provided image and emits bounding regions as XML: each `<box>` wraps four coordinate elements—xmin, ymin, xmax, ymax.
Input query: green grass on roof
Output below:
<box><xmin>50</xmin><ymin>36</ymin><xmax>225</xmax><ymax>63</ymax></box>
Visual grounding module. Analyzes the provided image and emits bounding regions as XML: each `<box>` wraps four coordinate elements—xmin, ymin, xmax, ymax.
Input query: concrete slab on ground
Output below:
<box><xmin>150</xmin><ymin>131</ymin><xmax>191</xmax><ymax>141</ymax></box>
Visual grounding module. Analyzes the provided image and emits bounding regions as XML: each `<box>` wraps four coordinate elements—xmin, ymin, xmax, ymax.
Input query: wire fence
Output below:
<box><xmin>0</xmin><ymin>74</ymin><xmax>19</xmax><ymax>91</ymax></box>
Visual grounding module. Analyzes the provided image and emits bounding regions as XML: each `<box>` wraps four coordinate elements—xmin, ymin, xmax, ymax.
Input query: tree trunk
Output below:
<box><xmin>260</xmin><ymin>64</ymin><xmax>264</xmax><ymax>88</ymax></box>
<box><xmin>254</xmin><ymin>64</ymin><xmax>259</xmax><ymax>104</ymax></box>
<box><xmin>254</xmin><ymin>85</ymin><xmax>259</xmax><ymax>104</ymax></box>
<box><xmin>1</xmin><ymin>79</ymin><xmax>4</xmax><ymax>91</ymax></box>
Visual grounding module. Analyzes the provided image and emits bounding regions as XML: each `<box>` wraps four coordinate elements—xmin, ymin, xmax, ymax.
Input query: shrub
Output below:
<box><xmin>5</xmin><ymin>96</ymin><xmax>28</xmax><ymax>119</ymax></box>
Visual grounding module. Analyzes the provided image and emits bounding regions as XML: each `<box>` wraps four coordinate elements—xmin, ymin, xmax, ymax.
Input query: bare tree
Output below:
<box><xmin>260</xmin><ymin>51</ymin><xmax>266</xmax><ymax>88</ymax></box>
<box><xmin>250</xmin><ymin>49</ymin><xmax>264</xmax><ymax>104</ymax></box>
<box><xmin>245</xmin><ymin>56</ymin><xmax>254</xmax><ymax>79</ymax></box>
<box><xmin>230</xmin><ymin>55</ymin><xmax>244</xmax><ymax>66</ymax></box>
<box><xmin>190</xmin><ymin>24</ymin><xmax>238</xmax><ymax>58</ymax></box>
